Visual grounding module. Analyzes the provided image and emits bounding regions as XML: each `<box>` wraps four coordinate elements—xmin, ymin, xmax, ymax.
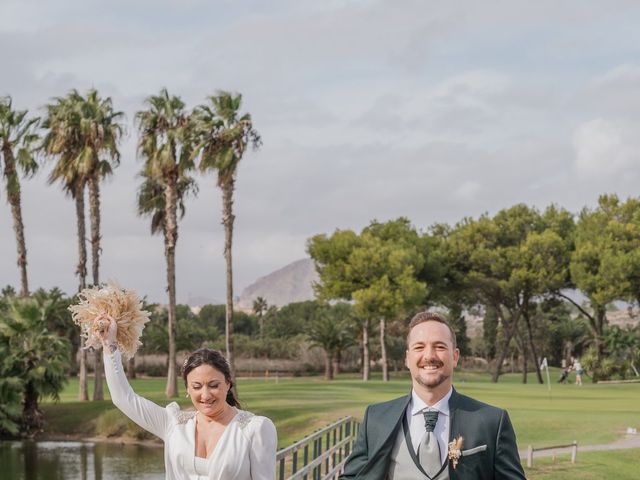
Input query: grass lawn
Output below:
<box><xmin>43</xmin><ymin>369</ymin><xmax>640</xmax><ymax>450</ymax></box>
<box><xmin>524</xmin><ymin>448</ymin><xmax>640</xmax><ymax>479</ymax></box>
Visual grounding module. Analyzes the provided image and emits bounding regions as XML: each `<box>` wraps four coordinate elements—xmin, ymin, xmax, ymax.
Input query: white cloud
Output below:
<box><xmin>454</xmin><ymin>181</ymin><xmax>481</xmax><ymax>201</ymax></box>
<box><xmin>578</xmin><ymin>63</ymin><xmax>640</xmax><ymax>117</ymax></box>
<box><xmin>592</xmin><ymin>63</ymin><xmax>640</xmax><ymax>89</ymax></box>
<box><xmin>573</xmin><ymin>118</ymin><xmax>640</xmax><ymax>177</ymax></box>
<box><xmin>3</xmin><ymin>1</ymin><xmax>640</xmax><ymax>303</ymax></box>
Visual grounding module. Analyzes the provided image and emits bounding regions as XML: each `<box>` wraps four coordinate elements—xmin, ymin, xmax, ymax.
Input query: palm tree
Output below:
<box><xmin>137</xmin><ymin>171</ymin><xmax>198</xmax><ymax>236</ymax></box>
<box><xmin>0</xmin><ymin>97</ymin><xmax>39</xmax><ymax>298</ymax></box>
<box><xmin>306</xmin><ymin>305</ymin><xmax>355</xmax><ymax>380</ymax></box>
<box><xmin>68</xmin><ymin>90</ymin><xmax>123</xmax><ymax>288</ymax></box>
<box><xmin>136</xmin><ymin>172</ymin><xmax>197</xmax><ymax>380</ymax></box>
<box><xmin>0</xmin><ymin>294</ymin><xmax>71</xmax><ymax>434</ymax></box>
<box><xmin>42</xmin><ymin>96</ymin><xmax>90</xmax><ymax>401</ymax></box>
<box><xmin>193</xmin><ymin>92</ymin><xmax>261</xmax><ymax>378</ymax></box>
<box><xmin>69</xmin><ymin>90</ymin><xmax>122</xmax><ymax>401</ymax></box>
<box><xmin>42</xmin><ymin>90</ymin><xmax>123</xmax><ymax>287</ymax></box>
<box><xmin>136</xmin><ymin>88</ymin><xmax>196</xmax><ymax>397</ymax></box>
<box><xmin>42</xmin><ymin>104</ymin><xmax>88</xmax><ymax>291</ymax></box>
<box><xmin>41</xmin><ymin>89</ymin><xmax>123</xmax><ymax>400</ymax></box>
<box><xmin>252</xmin><ymin>296</ymin><xmax>268</xmax><ymax>337</ymax></box>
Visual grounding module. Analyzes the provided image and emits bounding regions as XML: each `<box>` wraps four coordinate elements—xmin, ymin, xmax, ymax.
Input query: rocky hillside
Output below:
<box><xmin>237</xmin><ymin>258</ymin><xmax>319</xmax><ymax>310</ymax></box>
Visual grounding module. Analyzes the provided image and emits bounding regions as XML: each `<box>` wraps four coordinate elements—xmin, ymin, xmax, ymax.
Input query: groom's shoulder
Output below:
<box><xmin>366</xmin><ymin>395</ymin><xmax>410</xmax><ymax>416</ymax></box>
<box><xmin>453</xmin><ymin>389</ymin><xmax>506</xmax><ymax>417</ymax></box>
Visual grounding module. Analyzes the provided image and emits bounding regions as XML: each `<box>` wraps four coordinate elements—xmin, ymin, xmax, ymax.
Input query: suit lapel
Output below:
<box><xmin>370</xmin><ymin>394</ymin><xmax>411</xmax><ymax>458</ymax></box>
<box><xmin>448</xmin><ymin>387</ymin><xmax>460</xmax><ymax>441</ymax></box>
<box><xmin>358</xmin><ymin>394</ymin><xmax>410</xmax><ymax>480</ymax></box>
<box><xmin>447</xmin><ymin>388</ymin><xmax>462</xmax><ymax>480</ymax></box>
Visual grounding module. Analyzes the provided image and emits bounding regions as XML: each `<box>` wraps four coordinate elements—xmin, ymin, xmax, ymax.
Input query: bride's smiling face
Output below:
<box><xmin>186</xmin><ymin>364</ymin><xmax>230</xmax><ymax>418</ymax></box>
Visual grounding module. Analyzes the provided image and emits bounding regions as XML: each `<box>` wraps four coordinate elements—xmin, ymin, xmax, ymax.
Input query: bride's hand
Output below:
<box><xmin>96</xmin><ymin>314</ymin><xmax>118</xmax><ymax>348</ymax></box>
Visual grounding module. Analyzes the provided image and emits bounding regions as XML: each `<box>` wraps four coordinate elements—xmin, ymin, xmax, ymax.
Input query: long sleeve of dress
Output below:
<box><xmin>103</xmin><ymin>348</ymin><xmax>170</xmax><ymax>440</ymax></box>
<box><xmin>249</xmin><ymin>416</ymin><xmax>278</xmax><ymax>480</ymax></box>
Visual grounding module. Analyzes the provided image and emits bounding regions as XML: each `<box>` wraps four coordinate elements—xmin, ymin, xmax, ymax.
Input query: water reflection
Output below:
<box><xmin>0</xmin><ymin>440</ymin><xmax>164</xmax><ymax>480</ymax></box>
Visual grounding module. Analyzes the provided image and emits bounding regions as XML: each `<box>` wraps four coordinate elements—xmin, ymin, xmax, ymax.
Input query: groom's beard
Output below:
<box><xmin>414</xmin><ymin>359</ymin><xmax>449</xmax><ymax>389</ymax></box>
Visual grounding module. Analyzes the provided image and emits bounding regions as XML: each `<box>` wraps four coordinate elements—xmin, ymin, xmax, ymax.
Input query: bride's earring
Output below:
<box><xmin>185</xmin><ymin>393</ymin><xmax>189</xmax><ymax>398</ymax></box>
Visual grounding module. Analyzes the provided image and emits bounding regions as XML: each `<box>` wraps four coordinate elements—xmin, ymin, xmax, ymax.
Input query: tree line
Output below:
<box><xmin>0</xmin><ymin>89</ymin><xmax>258</xmax><ymax>403</ymax></box>
<box><xmin>2</xmin><ymin>193</ymin><xmax>640</xmax><ymax>437</ymax></box>
<box><xmin>0</xmin><ymin>286</ymin><xmax>355</xmax><ymax>436</ymax></box>
<box><xmin>308</xmin><ymin>198</ymin><xmax>640</xmax><ymax>384</ymax></box>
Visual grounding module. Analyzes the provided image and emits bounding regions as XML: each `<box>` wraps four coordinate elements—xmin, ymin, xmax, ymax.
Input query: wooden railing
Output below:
<box><xmin>526</xmin><ymin>441</ymin><xmax>578</xmax><ymax>467</ymax></box>
<box><xmin>276</xmin><ymin>417</ymin><xmax>360</xmax><ymax>480</ymax></box>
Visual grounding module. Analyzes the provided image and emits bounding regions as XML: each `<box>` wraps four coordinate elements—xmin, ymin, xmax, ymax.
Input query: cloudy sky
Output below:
<box><xmin>1</xmin><ymin>0</ymin><xmax>640</xmax><ymax>304</ymax></box>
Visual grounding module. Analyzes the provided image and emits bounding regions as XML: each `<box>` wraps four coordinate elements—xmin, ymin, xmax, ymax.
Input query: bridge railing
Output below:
<box><xmin>276</xmin><ymin>416</ymin><xmax>360</xmax><ymax>480</ymax></box>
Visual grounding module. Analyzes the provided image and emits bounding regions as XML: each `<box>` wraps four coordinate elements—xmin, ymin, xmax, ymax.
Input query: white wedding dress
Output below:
<box><xmin>103</xmin><ymin>349</ymin><xmax>277</xmax><ymax>480</ymax></box>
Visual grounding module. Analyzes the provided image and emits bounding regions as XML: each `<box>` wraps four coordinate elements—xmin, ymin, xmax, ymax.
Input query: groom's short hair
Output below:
<box><xmin>407</xmin><ymin>311</ymin><xmax>457</xmax><ymax>349</ymax></box>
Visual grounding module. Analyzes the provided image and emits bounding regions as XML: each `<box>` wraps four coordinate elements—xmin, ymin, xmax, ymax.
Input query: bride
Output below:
<box><xmin>99</xmin><ymin>315</ymin><xmax>277</xmax><ymax>479</ymax></box>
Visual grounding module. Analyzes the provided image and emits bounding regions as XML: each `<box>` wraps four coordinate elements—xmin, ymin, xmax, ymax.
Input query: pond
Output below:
<box><xmin>0</xmin><ymin>440</ymin><xmax>165</xmax><ymax>480</ymax></box>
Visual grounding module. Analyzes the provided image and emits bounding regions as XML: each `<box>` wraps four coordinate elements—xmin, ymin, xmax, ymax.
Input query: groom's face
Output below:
<box><xmin>405</xmin><ymin>321</ymin><xmax>460</xmax><ymax>393</ymax></box>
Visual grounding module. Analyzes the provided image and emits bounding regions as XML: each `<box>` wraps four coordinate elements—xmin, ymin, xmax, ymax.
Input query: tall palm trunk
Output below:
<box><xmin>221</xmin><ymin>178</ymin><xmax>236</xmax><ymax>380</ymax></box>
<box><xmin>88</xmin><ymin>173</ymin><xmax>101</xmax><ymax>286</ymax></box>
<box><xmin>22</xmin><ymin>381</ymin><xmax>43</xmax><ymax>433</ymax></box>
<box><xmin>75</xmin><ymin>182</ymin><xmax>89</xmax><ymax>401</ymax></box>
<box><xmin>88</xmin><ymin>174</ymin><xmax>104</xmax><ymax>401</ymax></box>
<box><xmin>127</xmin><ymin>357</ymin><xmax>137</xmax><ymax>379</ymax></box>
<box><xmin>324</xmin><ymin>351</ymin><xmax>334</xmax><ymax>380</ymax></box>
<box><xmin>164</xmin><ymin>178</ymin><xmax>179</xmax><ymax>398</ymax></box>
<box><xmin>332</xmin><ymin>351</ymin><xmax>341</xmax><ymax>378</ymax></box>
<box><xmin>75</xmin><ymin>184</ymin><xmax>88</xmax><ymax>289</ymax></box>
<box><xmin>380</xmin><ymin>318</ymin><xmax>388</xmax><ymax>382</ymax></box>
<box><xmin>2</xmin><ymin>146</ymin><xmax>29</xmax><ymax>297</ymax></box>
<box><xmin>78</xmin><ymin>340</ymin><xmax>89</xmax><ymax>401</ymax></box>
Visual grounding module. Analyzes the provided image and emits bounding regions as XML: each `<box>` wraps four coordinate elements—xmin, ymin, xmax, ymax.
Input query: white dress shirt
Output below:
<box><xmin>405</xmin><ymin>388</ymin><xmax>453</xmax><ymax>465</ymax></box>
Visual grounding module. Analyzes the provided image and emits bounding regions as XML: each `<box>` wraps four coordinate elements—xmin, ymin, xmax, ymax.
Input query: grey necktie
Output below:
<box><xmin>418</xmin><ymin>410</ymin><xmax>441</xmax><ymax>477</ymax></box>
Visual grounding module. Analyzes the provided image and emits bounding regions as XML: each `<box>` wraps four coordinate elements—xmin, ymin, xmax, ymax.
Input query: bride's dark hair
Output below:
<box><xmin>181</xmin><ymin>348</ymin><xmax>240</xmax><ymax>408</ymax></box>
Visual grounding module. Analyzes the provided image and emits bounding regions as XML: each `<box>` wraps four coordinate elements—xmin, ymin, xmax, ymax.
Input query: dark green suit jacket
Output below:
<box><xmin>339</xmin><ymin>388</ymin><xmax>526</xmax><ymax>480</ymax></box>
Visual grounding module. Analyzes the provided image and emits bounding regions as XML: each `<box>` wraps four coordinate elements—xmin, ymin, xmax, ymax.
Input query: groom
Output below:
<box><xmin>340</xmin><ymin>311</ymin><xmax>526</xmax><ymax>480</ymax></box>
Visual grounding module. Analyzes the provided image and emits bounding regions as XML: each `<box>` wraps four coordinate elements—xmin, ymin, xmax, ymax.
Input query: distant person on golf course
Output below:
<box><xmin>340</xmin><ymin>311</ymin><xmax>526</xmax><ymax>480</ymax></box>
<box><xmin>558</xmin><ymin>365</ymin><xmax>572</xmax><ymax>383</ymax></box>
<box><xmin>574</xmin><ymin>359</ymin><xmax>584</xmax><ymax>386</ymax></box>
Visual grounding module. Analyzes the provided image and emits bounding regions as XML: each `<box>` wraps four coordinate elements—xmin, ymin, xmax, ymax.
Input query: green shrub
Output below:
<box><xmin>0</xmin><ymin>376</ymin><xmax>22</xmax><ymax>437</ymax></box>
<box><xmin>96</xmin><ymin>408</ymin><xmax>154</xmax><ymax>440</ymax></box>
<box><xmin>135</xmin><ymin>362</ymin><xmax>167</xmax><ymax>377</ymax></box>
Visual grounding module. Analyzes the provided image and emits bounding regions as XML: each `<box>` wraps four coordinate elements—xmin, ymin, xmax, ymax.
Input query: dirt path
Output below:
<box><xmin>519</xmin><ymin>433</ymin><xmax>640</xmax><ymax>459</ymax></box>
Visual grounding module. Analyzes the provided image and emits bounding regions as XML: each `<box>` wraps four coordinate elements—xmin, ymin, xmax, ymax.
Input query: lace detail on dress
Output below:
<box><xmin>166</xmin><ymin>402</ymin><xmax>197</xmax><ymax>425</ymax></box>
<box><xmin>235</xmin><ymin>410</ymin><xmax>254</xmax><ymax>429</ymax></box>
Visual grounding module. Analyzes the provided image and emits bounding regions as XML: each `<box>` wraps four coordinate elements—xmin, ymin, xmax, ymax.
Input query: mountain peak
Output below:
<box><xmin>237</xmin><ymin>258</ymin><xmax>319</xmax><ymax>310</ymax></box>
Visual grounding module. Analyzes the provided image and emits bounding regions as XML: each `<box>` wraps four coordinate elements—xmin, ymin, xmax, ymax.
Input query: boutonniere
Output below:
<box><xmin>447</xmin><ymin>436</ymin><xmax>464</xmax><ymax>470</ymax></box>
